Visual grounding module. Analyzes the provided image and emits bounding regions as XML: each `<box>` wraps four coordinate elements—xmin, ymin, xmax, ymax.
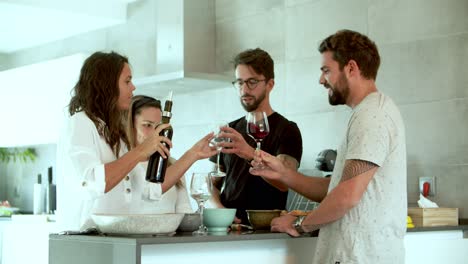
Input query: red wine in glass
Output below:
<box><xmin>248</xmin><ymin>123</ymin><xmax>269</xmax><ymax>140</ymax></box>
<box><xmin>246</xmin><ymin>111</ymin><xmax>270</xmax><ymax>151</ymax></box>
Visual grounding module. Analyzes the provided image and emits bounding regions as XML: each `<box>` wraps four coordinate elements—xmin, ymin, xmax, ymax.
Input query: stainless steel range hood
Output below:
<box><xmin>134</xmin><ymin>0</ymin><xmax>231</xmax><ymax>97</ymax></box>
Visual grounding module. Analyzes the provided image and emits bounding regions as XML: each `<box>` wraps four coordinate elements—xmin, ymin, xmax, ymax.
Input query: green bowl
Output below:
<box><xmin>203</xmin><ymin>208</ymin><xmax>236</xmax><ymax>232</ymax></box>
<box><xmin>246</xmin><ymin>209</ymin><xmax>282</xmax><ymax>230</ymax></box>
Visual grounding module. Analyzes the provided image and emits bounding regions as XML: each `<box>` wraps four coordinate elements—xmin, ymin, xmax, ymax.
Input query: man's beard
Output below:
<box><xmin>328</xmin><ymin>73</ymin><xmax>349</xmax><ymax>106</ymax></box>
<box><xmin>241</xmin><ymin>89</ymin><xmax>267</xmax><ymax>112</ymax></box>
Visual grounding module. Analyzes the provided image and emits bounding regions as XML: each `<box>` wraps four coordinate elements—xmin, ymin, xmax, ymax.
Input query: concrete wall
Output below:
<box><xmin>212</xmin><ymin>0</ymin><xmax>468</xmax><ymax>217</ymax></box>
<box><xmin>0</xmin><ymin>0</ymin><xmax>467</xmax><ymax>217</ymax></box>
<box><xmin>0</xmin><ymin>144</ymin><xmax>56</xmax><ymax>212</ymax></box>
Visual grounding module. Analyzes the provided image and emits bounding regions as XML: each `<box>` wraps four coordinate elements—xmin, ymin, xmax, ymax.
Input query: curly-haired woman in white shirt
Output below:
<box><xmin>57</xmin><ymin>51</ymin><xmax>216</xmax><ymax>231</ymax></box>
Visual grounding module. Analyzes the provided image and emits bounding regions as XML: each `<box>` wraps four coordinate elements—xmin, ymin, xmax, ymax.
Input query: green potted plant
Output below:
<box><xmin>0</xmin><ymin>147</ymin><xmax>37</xmax><ymax>163</ymax></box>
<box><xmin>0</xmin><ymin>148</ymin><xmax>37</xmax><ymax>216</ymax></box>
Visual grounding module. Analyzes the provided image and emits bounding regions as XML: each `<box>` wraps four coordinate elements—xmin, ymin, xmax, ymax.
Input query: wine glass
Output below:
<box><xmin>211</xmin><ymin>122</ymin><xmax>229</xmax><ymax>177</ymax></box>
<box><xmin>190</xmin><ymin>172</ymin><xmax>213</xmax><ymax>236</ymax></box>
<box><xmin>246</xmin><ymin>111</ymin><xmax>270</xmax><ymax>168</ymax></box>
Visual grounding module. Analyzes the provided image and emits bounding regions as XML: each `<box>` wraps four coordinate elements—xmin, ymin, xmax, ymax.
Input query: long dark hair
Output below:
<box><xmin>68</xmin><ymin>51</ymin><xmax>130</xmax><ymax>156</ymax></box>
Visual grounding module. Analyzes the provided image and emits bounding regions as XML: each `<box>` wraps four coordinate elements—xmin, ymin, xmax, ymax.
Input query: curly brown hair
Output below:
<box><xmin>233</xmin><ymin>48</ymin><xmax>274</xmax><ymax>81</ymax></box>
<box><xmin>68</xmin><ymin>51</ymin><xmax>130</xmax><ymax>157</ymax></box>
<box><xmin>318</xmin><ymin>29</ymin><xmax>380</xmax><ymax>80</ymax></box>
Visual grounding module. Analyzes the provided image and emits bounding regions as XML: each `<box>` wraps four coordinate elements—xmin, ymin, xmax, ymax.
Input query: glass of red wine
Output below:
<box><xmin>246</xmin><ymin>111</ymin><xmax>270</xmax><ymax>168</ymax></box>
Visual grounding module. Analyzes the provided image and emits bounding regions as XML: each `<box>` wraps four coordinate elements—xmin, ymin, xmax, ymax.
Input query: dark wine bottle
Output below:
<box><xmin>46</xmin><ymin>166</ymin><xmax>56</xmax><ymax>214</ymax></box>
<box><xmin>146</xmin><ymin>92</ymin><xmax>174</xmax><ymax>183</ymax></box>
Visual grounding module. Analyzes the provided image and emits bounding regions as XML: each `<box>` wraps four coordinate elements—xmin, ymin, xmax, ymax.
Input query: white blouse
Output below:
<box><xmin>134</xmin><ymin>161</ymin><xmax>192</xmax><ymax>215</ymax></box>
<box><xmin>57</xmin><ymin>112</ymin><xmax>192</xmax><ymax>231</ymax></box>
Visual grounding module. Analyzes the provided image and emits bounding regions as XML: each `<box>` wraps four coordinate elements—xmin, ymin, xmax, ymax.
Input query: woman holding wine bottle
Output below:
<box><xmin>56</xmin><ymin>51</ymin><xmax>216</xmax><ymax>231</ymax></box>
<box><xmin>126</xmin><ymin>95</ymin><xmax>218</xmax><ymax>214</ymax></box>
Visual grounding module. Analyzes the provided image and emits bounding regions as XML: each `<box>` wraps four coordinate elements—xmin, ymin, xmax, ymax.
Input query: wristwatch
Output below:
<box><xmin>293</xmin><ymin>215</ymin><xmax>306</xmax><ymax>233</ymax></box>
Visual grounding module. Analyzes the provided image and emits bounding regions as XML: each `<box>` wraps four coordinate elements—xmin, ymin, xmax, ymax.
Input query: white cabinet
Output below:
<box><xmin>1</xmin><ymin>215</ymin><xmax>57</xmax><ymax>264</ymax></box>
<box><xmin>0</xmin><ymin>219</ymin><xmax>11</xmax><ymax>264</ymax></box>
<box><xmin>405</xmin><ymin>230</ymin><xmax>468</xmax><ymax>264</ymax></box>
<box><xmin>0</xmin><ymin>54</ymin><xmax>87</xmax><ymax>147</ymax></box>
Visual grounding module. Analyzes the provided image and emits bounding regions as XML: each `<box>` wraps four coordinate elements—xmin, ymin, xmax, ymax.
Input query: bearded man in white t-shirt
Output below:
<box><xmin>250</xmin><ymin>29</ymin><xmax>407</xmax><ymax>264</ymax></box>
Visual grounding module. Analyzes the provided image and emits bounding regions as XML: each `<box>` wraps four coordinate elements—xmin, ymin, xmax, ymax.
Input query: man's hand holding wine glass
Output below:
<box><xmin>217</xmin><ymin>126</ymin><xmax>256</xmax><ymax>161</ymax></box>
<box><xmin>249</xmin><ymin>149</ymin><xmax>290</xmax><ymax>182</ymax></box>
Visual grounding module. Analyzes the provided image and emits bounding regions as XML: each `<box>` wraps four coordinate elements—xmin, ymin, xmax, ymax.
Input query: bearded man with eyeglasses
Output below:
<box><xmin>209</xmin><ymin>48</ymin><xmax>303</xmax><ymax>224</ymax></box>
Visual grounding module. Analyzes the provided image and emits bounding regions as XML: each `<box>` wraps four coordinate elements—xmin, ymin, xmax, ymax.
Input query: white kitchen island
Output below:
<box><xmin>49</xmin><ymin>227</ymin><xmax>468</xmax><ymax>264</ymax></box>
<box><xmin>49</xmin><ymin>231</ymin><xmax>318</xmax><ymax>264</ymax></box>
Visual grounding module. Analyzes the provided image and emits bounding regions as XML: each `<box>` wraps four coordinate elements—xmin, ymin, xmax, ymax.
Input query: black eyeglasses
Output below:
<box><xmin>231</xmin><ymin>78</ymin><xmax>266</xmax><ymax>90</ymax></box>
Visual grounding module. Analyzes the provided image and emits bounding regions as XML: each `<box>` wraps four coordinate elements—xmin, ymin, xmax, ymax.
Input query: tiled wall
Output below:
<box><xmin>1</xmin><ymin>0</ymin><xmax>467</xmax><ymax>217</ymax></box>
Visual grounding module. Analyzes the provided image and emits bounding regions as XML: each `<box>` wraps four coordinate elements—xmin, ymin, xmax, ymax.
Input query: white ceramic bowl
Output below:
<box><xmin>177</xmin><ymin>213</ymin><xmax>201</xmax><ymax>232</ymax></box>
<box><xmin>91</xmin><ymin>213</ymin><xmax>184</xmax><ymax>234</ymax></box>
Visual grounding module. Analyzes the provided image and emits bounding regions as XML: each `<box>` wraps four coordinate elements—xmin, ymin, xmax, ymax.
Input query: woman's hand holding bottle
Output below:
<box><xmin>137</xmin><ymin>123</ymin><xmax>173</xmax><ymax>161</ymax></box>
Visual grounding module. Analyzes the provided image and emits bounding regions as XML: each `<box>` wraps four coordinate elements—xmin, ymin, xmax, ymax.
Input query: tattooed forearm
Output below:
<box><xmin>341</xmin><ymin>159</ymin><xmax>378</xmax><ymax>182</ymax></box>
<box><xmin>277</xmin><ymin>154</ymin><xmax>299</xmax><ymax>169</ymax></box>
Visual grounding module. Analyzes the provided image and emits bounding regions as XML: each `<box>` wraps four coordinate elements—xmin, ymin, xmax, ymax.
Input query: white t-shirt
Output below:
<box><xmin>313</xmin><ymin>92</ymin><xmax>407</xmax><ymax>264</ymax></box>
<box><xmin>57</xmin><ymin>112</ymin><xmax>192</xmax><ymax>231</ymax></box>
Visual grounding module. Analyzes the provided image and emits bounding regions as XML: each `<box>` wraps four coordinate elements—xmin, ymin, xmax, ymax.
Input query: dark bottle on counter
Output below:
<box><xmin>46</xmin><ymin>166</ymin><xmax>56</xmax><ymax>214</ymax></box>
<box><xmin>146</xmin><ymin>92</ymin><xmax>174</xmax><ymax>183</ymax></box>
